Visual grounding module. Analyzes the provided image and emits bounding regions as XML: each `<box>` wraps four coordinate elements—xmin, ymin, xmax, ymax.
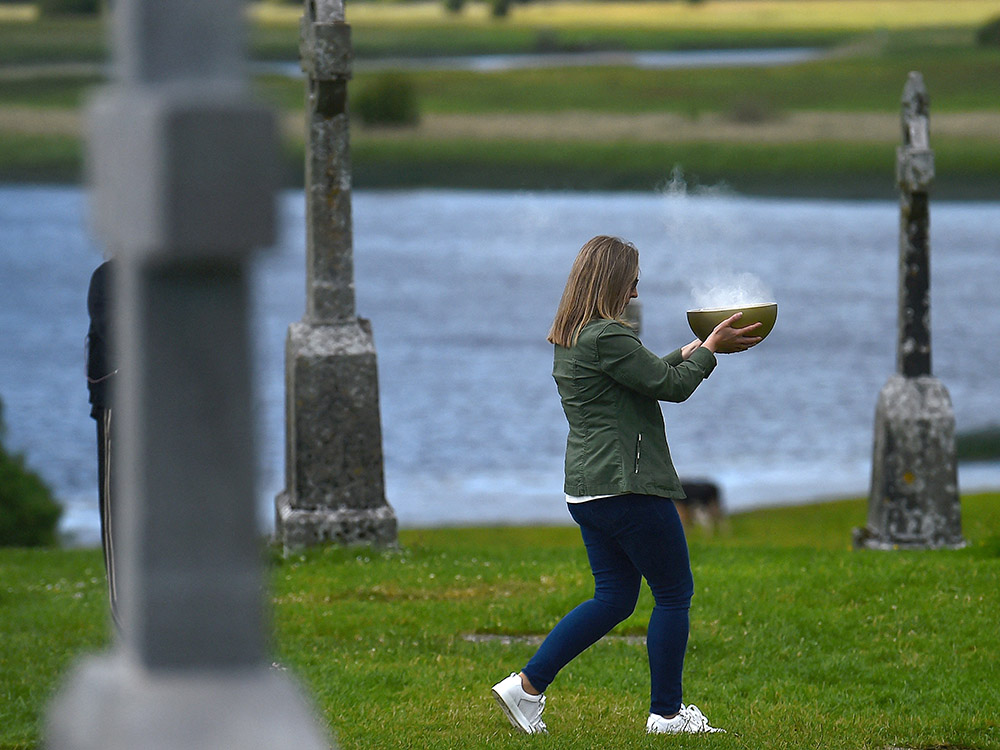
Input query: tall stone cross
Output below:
<box><xmin>274</xmin><ymin>0</ymin><xmax>398</xmax><ymax>550</ymax></box>
<box><xmin>46</xmin><ymin>0</ymin><xmax>333</xmax><ymax>747</ymax></box>
<box><xmin>854</xmin><ymin>72</ymin><xmax>965</xmax><ymax>550</ymax></box>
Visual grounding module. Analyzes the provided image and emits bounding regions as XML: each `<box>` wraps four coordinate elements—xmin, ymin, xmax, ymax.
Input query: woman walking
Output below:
<box><xmin>491</xmin><ymin>235</ymin><xmax>761</xmax><ymax>735</ymax></box>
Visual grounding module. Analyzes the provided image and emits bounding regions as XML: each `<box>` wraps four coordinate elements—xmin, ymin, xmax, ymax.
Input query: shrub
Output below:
<box><xmin>957</xmin><ymin>425</ymin><xmax>1000</xmax><ymax>462</ymax></box>
<box><xmin>36</xmin><ymin>0</ymin><xmax>101</xmax><ymax>16</ymax></box>
<box><xmin>443</xmin><ymin>0</ymin><xmax>465</xmax><ymax>14</ymax></box>
<box><xmin>353</xmin><ymin>73</ymin><xmax>420</xmax><ymax>128</ymax></box>
<box><xmin>976</xmin><ymin>16</ymin><xmax>1000</xmax><ymax>47</ymax></box>
<box><xmin>490</xmin><ymin>0</ymin><xmax>512</xmax><ymax>18</ymax></box>
<box><xmin>727</xmin><ymin>95</ymin><xmax>778</xmax><ymax>124</ymax></box>
<box><xmin>0</xmin><ymin>398</ymin><xmax>62</xmax><ymax>546</ymax></box>
<box><xmin>534</xmin><ymin>28</ymin><xmax>560</xmax><ymax>52</ymax></box>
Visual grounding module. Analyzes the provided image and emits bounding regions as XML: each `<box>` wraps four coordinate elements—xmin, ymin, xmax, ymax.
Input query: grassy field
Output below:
<box><xmin>6</xmin><ymin>1</ymin><xmax>1000</xmax><ymax>62</ymax></box>
<box><xmin>1</xmin><ymin>1</ymin><xmax>999</xmax><ymax>195</ymax></box>
<box><xmin>2</xmin><ymin>493</ymin><xmax>999</xmax><ymax>749</ymax></box>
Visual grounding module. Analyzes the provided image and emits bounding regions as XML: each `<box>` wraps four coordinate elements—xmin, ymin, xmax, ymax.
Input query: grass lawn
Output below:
<box><xmin>256</xmin><ymin>1</ymin><xmax>1000</xmax><ymax>36</ymax></box>
<box><xmin>247</xmin><ymin>47</ymin><xmax>1000</xmax><ymax>117</ymax></box>
<box><xmin>343</xmin><ymin>135</ymin><xmax>1000</xmax><ymax>198</ymax></box>
<box><xmin>2</xmin><ymin>493</ymin><xmax>999</xmax><ymax>749</ymax></box>
<box><xmin>6</xmin><ymin>1</ymin><xmax>1000</xmax><ymax>63</ymax></box>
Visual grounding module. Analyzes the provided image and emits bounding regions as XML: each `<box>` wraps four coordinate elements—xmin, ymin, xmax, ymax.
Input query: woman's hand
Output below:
<box><xmin>701</xmin><ymin>312</ymin><xmax>763</xmax><ymax>354</ymax></box>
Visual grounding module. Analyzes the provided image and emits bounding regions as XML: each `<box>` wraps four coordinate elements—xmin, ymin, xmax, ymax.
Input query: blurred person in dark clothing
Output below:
<box><xmin>86</xmin><ymin>259</ymin><xmax>121</xmax><ymax>631</ymax></box>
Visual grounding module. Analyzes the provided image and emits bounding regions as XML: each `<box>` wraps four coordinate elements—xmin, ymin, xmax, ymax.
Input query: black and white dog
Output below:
<box><xmin>676</xmin><ymin>480</ymin><xmax>725</xmax><ymax>532</ymax></box>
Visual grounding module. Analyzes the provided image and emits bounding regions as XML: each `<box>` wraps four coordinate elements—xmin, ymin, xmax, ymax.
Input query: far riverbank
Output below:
<box><xmin>3</xmin><ymin>123</ymin><xmax>1000</xmax><ymax>200</ymax></box>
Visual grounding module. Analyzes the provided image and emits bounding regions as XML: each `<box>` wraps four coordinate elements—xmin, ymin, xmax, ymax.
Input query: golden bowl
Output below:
<box><xmin>687</xmin><ymin>302</ymin><xmax>778</xmax><ymax>344</ymax></box>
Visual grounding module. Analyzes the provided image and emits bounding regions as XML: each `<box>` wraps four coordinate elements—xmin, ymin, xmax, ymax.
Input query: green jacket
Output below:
<box><xmin>554</xmin><ymin>318</ymin><xmax>717</xmax><ymax>499</ymax></box>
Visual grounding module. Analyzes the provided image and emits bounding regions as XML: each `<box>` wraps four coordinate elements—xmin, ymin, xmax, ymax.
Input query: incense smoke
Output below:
<box><xmin>656</xmin><ymin>165</ymin><xmax>777</xmax><ymax>311</ymax></box>
<box><xmin>690</xmin><ymin>272</ymin><xmax>775</xmax><ymax>310</ymax></box>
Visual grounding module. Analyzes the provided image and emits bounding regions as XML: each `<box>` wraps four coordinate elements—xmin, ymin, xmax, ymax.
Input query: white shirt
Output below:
<box><xmin>565</xmin><ymin>493</ymin><xmax>622</xmax><ymax>504</ymax></box>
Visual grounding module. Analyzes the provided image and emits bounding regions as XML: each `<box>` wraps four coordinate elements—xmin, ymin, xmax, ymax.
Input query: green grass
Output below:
<box><xmin>248</xmin><ymin>33</ymin><xmax>1000</xmax><ymax>116</ymax></box>
<box><xmin>11</xmin><ymin>33</ymin><xmax>998</xmax><ymax>117</ymax></box>
<box><xmin>0</xmin><ymin>132</ymin><xmax>83</xmax><ymax>182</ymax></box>
<box><xmin>958</xmin><ymin>426</ymin><xmax>1000</xmax><ymax>463</ymax></box>
<box><xmin>0</xmin><ymin>6</ymin><xmax>855</xmax><ymax>65</ymax></box>
<box><xmin>0</xmin><ymin>73</ymin><xmax>100</xmax><ymax>108</ymax></box>
<box><xmin>2</xmin><ymin>5</ymin><xmax>1000</xmax><ymax>195</ymax></box>
<box><xmin>400</xmin><ymin>53</ymin><xmax>1000</xmax><ymax>116</ymax></box>
<box><xmin>0</xmin><ymin>548</ymin><xmax>110</xmax><ymax>749</ymax></box>
<box><xmin>252</xmin><ymin>17</ymin><xmax>855</xmax><ymax>62</ymax></box>
<box><xmin>0</xmin><ymin>15</ymin><xmax>104</xmax><ymax>65</ymax></box>
<box><xmin>257</xmin><ymin>0</ymin><xmax>1000</xmax><ymax>34</ymax></box>
<box><xmin>8</xmin><ymin>131</ymin><xmax>1000</xmax><ymax>200</ymax></box>
<box><xmin>346</xmin><ymin>136</ymin><xmax>1000</xmax><ymax>199</ymax></box>
<box><xmin>6</xmin><ymin>41</ymin><xmax>999</xmax><ymax>118</ymax></box>
<box><xmin>3</xmin><ymin>493</ymin><xmax>1000</xmax><ymax>749</ymax></box>
<box><xmin>3</xmin><ymin>0</ymin><xmax>994</xmax><ymax>65</ymax></box>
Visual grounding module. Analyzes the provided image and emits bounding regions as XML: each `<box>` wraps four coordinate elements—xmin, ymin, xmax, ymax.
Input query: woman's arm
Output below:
<box><xmin>679</xmin><ymin>339</ymin><xmax>702</xmax><ymax>360</ymax></box>
<box><xmin>597</xmin><ymin>325</ymin><xmax>716</xmax><ymax>403</ymax></box>
<box><xmin>662</xmin><ymin>343</ymin><xmax>699</xmax><ymax>366</ymax></box>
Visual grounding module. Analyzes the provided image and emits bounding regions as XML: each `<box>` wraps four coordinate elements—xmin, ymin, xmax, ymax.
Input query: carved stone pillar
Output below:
<box><xmin>855</xmin><ymin>72</ymin><xmax>965</xmax><ymax>550</ymax></box>
<box><xmin>274</xmin><ymin>0</ymin><xmax>397</xmax><ymax>550</ymax></box>
<box><xmin>46</xmin><ymin>0</ymin><xmax>333</xmax><ymax>747</ymax></box>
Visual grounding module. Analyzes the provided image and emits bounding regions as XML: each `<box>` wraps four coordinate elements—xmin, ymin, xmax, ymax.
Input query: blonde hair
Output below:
<box><xmin>547</xmin><ymin>235</ymin><xmax>639</xmax><ymax>348</ymax></box>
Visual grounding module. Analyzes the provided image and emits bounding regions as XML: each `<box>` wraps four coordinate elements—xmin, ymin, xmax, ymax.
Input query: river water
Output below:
<box><xmin>256</xmin><ymin>47</ymin><xmax>825</xmax><ymax>76</ymax></box>
<box><xmin>1</xmin><ymin>185</ymin><xmax>998</xmax><ymax>544</ymax></box>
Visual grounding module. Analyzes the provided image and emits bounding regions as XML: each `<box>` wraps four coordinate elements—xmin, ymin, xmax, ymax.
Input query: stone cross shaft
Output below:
<box><xmin>46</xmin><ymin>0</ymin><xmax>332</xmax><ymax>747</ymax></box>
<box><xmin>301</xmin><ymin>0</ymin><xmax>354</xmax><ymax>322</ymax></box>
<box><xmin>855</xmin><ymin>72</ymin><xmax>964</xmax><ymax>551</ymax></box>
<box><xmin>895</xmin><ymin>71</ymin><xmax>934</xmax><ymax>378</ymax></box>
<box><xmin>274</xmin><ymin>0</ymin><xmax>398</xmax><ymax>550</ymax></box>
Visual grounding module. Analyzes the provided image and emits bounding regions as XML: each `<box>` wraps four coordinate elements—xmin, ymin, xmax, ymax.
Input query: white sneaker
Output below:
<box><xmin>646</xmin><ymin>704</ymin><xmax>726</xmax><ymax>734</ymax></box>
<box><xmin>491</xmin><ymin>673</ymin><xmax>548</xmax><ymax>734</ymax></box>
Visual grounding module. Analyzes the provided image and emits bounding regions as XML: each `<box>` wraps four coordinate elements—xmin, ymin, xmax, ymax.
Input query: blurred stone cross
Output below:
<box><xmin>854</xmin><ymin>72</ymin><xmax>965</xmax><ymax>550</ymax></box>
<box><xmin>45</xmin><ymin>0</ymin><xmax>334</xmax><ymax>747</ymax></box>
<box><xmin>274</xmin><ymin>0</ymin><xmax>398</xmax><ymax>550</ymax></box>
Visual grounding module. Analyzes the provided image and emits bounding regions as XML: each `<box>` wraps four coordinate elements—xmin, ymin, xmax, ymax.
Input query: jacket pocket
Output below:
<box><xmin>634</xmin><ymin>433</ymin><xmax>642</xmax><ymax>474</ymax></box>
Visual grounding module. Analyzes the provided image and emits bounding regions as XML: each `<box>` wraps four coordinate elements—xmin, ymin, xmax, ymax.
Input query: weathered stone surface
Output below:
<box><xmin>275</xmin><ymin>0</ymin><xmax>397</xmax><ymax>551</ymax></box>
<box><xmin>896</xmin><ymin>190</ymin><xmax>932</xmax><ymax>377</ymax></box>
<box><xmin>48</xmin><ymin>656</ymin><xmax>330</xmax><ymax>750</ymax></box>
<box><xmin>305</xmin><ymin>112</ymin><xmax>354</xmax><ymax>322</ymax></box>
<box><xmin>300</xmin><ymin>22</ymin><xmax>353</xmax><ymax>81</ymax></box>
<box><xmin>120</xmin><ymin>267</ymin><xmax>266</xmax><ymax>666</ymax></box>
<box><xmin>856</xmin><ymin>375</ymin><xmax>964</xmax><ymax>549</ymax></box>
<box><xmin>309</xmin><ymin>0</ymin><xmax>346</xmax><ymax>24</ymax></box>
<box><xmin>88</xmin><ymin>88</ymin><xmax>277</xmax><ymax>259</ymax></box>
<box><xmin>896</xmin><ymin>73</ymin><xmax>934</xmax><ymax>193</ymax></box>
<box><xmin>856</xmin><ymin>72</ymin><xmax>964</xmax><ymax>551</ymax></box>
<box><xmin>47</xmin><ymin>0</ymin><xmax>334</xmax><ymax>746</ymax></box>
<box><xmin>896</xmin><ymin>148</ymin><xmax>934</xmax><ymax>193</ymax></box>
<box><xmin>281</xmin><ymin>320</ymin><xmax>386</xmax><ymax>512</ymax></box>
<box><xmin>276</xmin><ymin>495</ymin><xmax>397</xmax><ymax>548</ymax></box>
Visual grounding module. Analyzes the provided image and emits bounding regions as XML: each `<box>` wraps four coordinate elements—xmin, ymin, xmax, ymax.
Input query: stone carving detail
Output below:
<box><xmin>855</xmin><ymin>72</ymin><xmax>965</xmax><ymax>550</ymax></box>
<box><xmin>274</xmin><ymin>0</ymin><xmax>398</xmax><ymax>551</ymax></box>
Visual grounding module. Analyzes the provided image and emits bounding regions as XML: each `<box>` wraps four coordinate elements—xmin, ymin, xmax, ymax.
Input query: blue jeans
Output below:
<box><xmin>522</xmin><ymin>494</ymin><xmax>694</xmax><ymax>716</ymax></box>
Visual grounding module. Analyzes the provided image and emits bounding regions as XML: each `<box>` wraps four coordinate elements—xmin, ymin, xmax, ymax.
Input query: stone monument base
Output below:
<box><xmin>275</xmin><ymin>317</ymin><xmax>399</xmax><ymax>552</ymax></box>
<box><xmin>855</xmin><ymin>374</ymin><xmax>965</xmax><ymax>550</ymax></box>
<box><xmin>852</xmin><ymin>525</ymin><xmax>966</xmax><ymax>551</ymax></box>
<box><xmin>276</xmin><ymin>491</ymin><xmax>398</xmax><ymax>550</ymax></box>
<box><xmin>47</xmin><ymin>651</ymin><xmax>332</xmax><ymax>750</ymax></box>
